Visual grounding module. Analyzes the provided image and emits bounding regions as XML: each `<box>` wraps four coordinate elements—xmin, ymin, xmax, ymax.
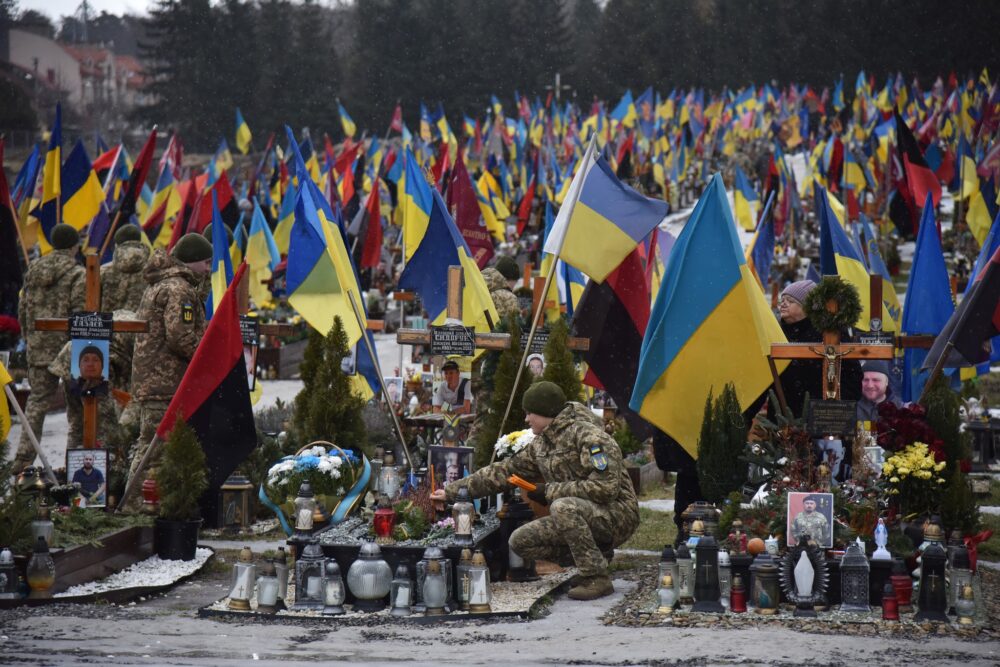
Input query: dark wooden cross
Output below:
<box><xmin>530</xmin><ymin>277</ymin><xmax>589</xmax><ymax>352</ymax></box>
<box><xmin>34</xmin><ymin>255</ymin><xmax>148</xmax><ymax>448</ymax></box>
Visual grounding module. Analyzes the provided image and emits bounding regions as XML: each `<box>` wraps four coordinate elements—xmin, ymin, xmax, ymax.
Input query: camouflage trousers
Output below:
<box><xmin>510</xmin><ymin>497</ymin><xmax>631</xmax><ymax>578</ymax></box>
<box><xmin>122</xmin><ymin>399</ymin><xmax>170</xmax><ymax>511</ymax></box>
<box><xmin>65</xmin><ymin>383</ymin><xmax>119</xmax><ymax>448</ymax></box>
<box><xmin>14</xmin><ymin>366</ymin><xmax>60</xmax><ymax>471</ymax></box>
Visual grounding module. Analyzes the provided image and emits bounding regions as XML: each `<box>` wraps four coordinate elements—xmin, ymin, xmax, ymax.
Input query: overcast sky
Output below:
<box><xmin>20</xmin><ymin>0</ymin><xmax>150</xmax><ymax>22</ymax></box>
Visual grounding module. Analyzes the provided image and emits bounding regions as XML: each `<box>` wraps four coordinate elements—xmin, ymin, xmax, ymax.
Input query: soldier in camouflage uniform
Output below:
<box><xmin>100</xmin><ymin>225</ymin><xmax>150</xmax><ymax>313</ymax></box>
<box><xmin>124</xmin><ymin>235</ymin><xmax>211</xmax><ymax>503</ymax></box>
<box><xmin>791</xmin><ymin>494</ymin><xmax>830</xmax><ymax>545</ymax></box>
<box><xmin>482</xmin><ymin>260</ymin><xmax>520</xmax><ymax>323</ymax></box>
<box><xmin>436</xmin><ymin>381</ymin><xmax>639</xmax><ymax>600</ymax></box>
<box><xmin>14</xmin><ymin>224</ymin><xmax>85</xmax><ymax>472</ymax></box>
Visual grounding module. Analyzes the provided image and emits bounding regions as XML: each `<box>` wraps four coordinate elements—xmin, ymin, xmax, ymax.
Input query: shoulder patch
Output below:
<box><xmin>182</xmin><ymin>303</ymin><xmax>195</xmax><ymax>323</ymax></box>
<box><xmin>589</xmin><ymin>444</ymin><xmax>608</xmax><ymax>471</ymax></box>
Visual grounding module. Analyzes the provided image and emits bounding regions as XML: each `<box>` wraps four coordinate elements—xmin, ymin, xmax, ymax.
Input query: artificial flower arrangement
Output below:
<box><xmin>493</xmin><ymin>429</ymin><xmax>535</xmax><ymax>460</ymax></box>
<box><xmin>880</xmin><ymin>442</ymin><xmax>947</xmax><ymax>519</ymax></box>
<box><xmin>265</xmin><ymin>444</ymin><xmax>361</xmax><ymax>520</ymax></box>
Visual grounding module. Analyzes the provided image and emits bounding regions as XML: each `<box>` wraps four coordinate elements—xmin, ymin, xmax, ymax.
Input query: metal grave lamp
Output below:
<box><xmin>948</xmin><ymin>546</ymin><xmax>973</xmax><ymax>616</ymax></box>
<box><xmin>390</xmin><ymin>565</ymin><xmax>414</xmax><ymax>617</ymax></box>
<box><xmin>676</xmin><ymin>543</ymin><xmax>694</xmax><ymax>604</ymax></box>
<box><xmin>347</xmin><ymin>541</ymin><xmax>393</xmax><ymax>612</ymax></box>
<box><xmin>255</xmin><ymin>560</ymin><xmax>280</xmax><ymax>614</ymax></box>
<box><xmin>456</xmin><ymin>548</ymin><xmax>473</xmax><ymax>610</ymax></box>
<box><xmin>218</xmin><ymin>473</ymin><xmax>255</xmax><ymax>532</ymax></box>
<box><xmin>467</xmin><ymin>550</ymin><xmax>492</xmax><ymax>613</ymax></box>
<box><xmin>839</xmin><ymin>540</ymin><xmax>871</xmax><ymax>613</ymax></box>
<box><xmin>26</xmin><ymin>536</ymin><xmax>55</xmax><ymax>599</ymax></box>
<box><xmin>658</xmin><ymin>545</ymin><xmax>679</xmax><ymax>589</ymax></box>
<box><xmin>718</xmin><ymin>549</ymin><xmax>732</xmax><ymax>610</ymax></box>
<box><xmin>499</xmin><ymin>490</ymin><xmax>537</xmax><ymax>582</ymax></box>
<box><xmin>692</xmin><ymin>535</ymin><xmax>724</xmax><ymax>613</ymax></box>
<box><xmin>0</xmin><ymin>548</ymin><xmax>19</xmax><ymax>599</ymax></box>
<box><xmin>422</xmin><ymin>559</ymin><xmax>448</xmax><ymax>616</ymax></box>
<box><xmin>750</xmin><ymin>552</ymin><xmax>780</xmax><ymax>614</ymax></box>
<box><xmin>274</xmin><ymin>546</ymin><xmax>290</xmax><ymax>610</ymax></box>
<box><xmin>416</xmin><ymin>546</ymin><xmax>453</xmax><ymax>612</ymax></box>
<box><xmin>657</xmin><ymin>574</ymin><xmax>677</xmax><ymax>614</ymax></box>
<box><xmin>293</xmin><ymin>482</ymin><xmax>317</xmax><ymax>541</ymax></box>
<box><xmin>452</xmin><ymin>487</ymin><xmax>476</xmax><ymax>548</ymax></box>
<box><xmin>914</xmin><ymin>543</ymin><xmax>949</xmax><ymax>622</ymax></box>
<box><xmin>228</xmin><ymin>546</ymin><xmax>256</xmax><ymax>611</ymax></box>
<box><xmin>779</xmin><ymin>536</ymin><xmax>829</xmax><ymax>617</ymax></box>
<box><xmin>378</xmin><ymin>451</ymin><xmax>402</xmax><ymax>501</ymax></box>
<box><xmin>292</xmin><ymin>539</ymin><xmax>325</xmax><ymax>610</ymax></box>
<box><xmin>31</xmin><ymin>498</ymin><xmax>54</xmax><ymax>546</ymax></box>
<box><xmin>322</xmin><ymin>559</ymin><xmax>346</xmax><ymax>616</ymax></box>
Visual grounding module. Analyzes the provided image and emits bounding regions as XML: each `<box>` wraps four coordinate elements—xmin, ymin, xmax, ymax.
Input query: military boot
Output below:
<box><xmin>567</xmin><ymin>575</ymin><xmax>614</xmax><ymax>600</ymax></box>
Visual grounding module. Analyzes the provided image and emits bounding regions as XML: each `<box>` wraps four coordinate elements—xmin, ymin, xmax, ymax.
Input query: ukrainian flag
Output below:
<box><xmin>143</xmin><ymin>165</ymin><xmax>182</xmax><ymax>247</ymax></box>
<box><xmin>338</xmin><ymin>101</ymin><xmax>357</xmax><ymax>139</ymax></box>
<box><xmin>842</xmin><ymin>148</ymin><xmax>872</xmax><ymax>193</ymax></box>
<box><xmin>273</xmin><ymin>180</ymin><xmax>297</xmax><ymax>255</ymax></box>
<box><xmin>61</xmin><ymin>140</ymin><xmax>104</xmax><ymax>231</ymax></box>
<box><xmin>610</xmin><ymin>90</ymin><xmax>637</xmax><ymax>129</ymax></box>
<box><xmin>245</xmin><ymin>199</ymin><xmax>280</xmax><ymax>307</ymax></box>
<box><xmin>745</xmin><ymin>195</ymin><xmax>775</xmax><ymax>290</ymax></box>
<box><xmin>235</xmin><ymin>108</ymin><xmax>252</xmax><ymax>155</ymax></box>
<box><xmin>953</xmin><ymin>136</ymin><xmax>979</xmax><ymax>200</ymax></box>
<box><xmin>543</xmin><ymin>139</ymin><xmax>668</xmax><ymax>283</ymax></box>
<box><xmin>629</xmin><ymin>174</ymin><xmax>787</xmax><ymax>458</ymax></box>
<box><xmin>398</xmin><ymin>148</ymin><xmax>498</xmax><ymax>338</ymax></box>
<box><xmin>36</xmin><ymin>104</ymin><xmax>62</xmax><ymax>253</ymax></box>
<box><xmin>285</xmin><ymin>127</ymin><xmax>365</xmax><ymax>345</ymax></box>
<box><xmin>816</xmin><ymin>185</ymin><xmax>891</xmax><ymax>331</ymax></box>
<box><xmin>967</xmin><ymin>175</ymin><xmax>997</xmax><ymax>247</ymax></box>
<box><xmin>230</xmin><ymin>216</ymin><xmax>247</xmax><ymax>267</ymax></box>
<box><xmin>732</xmin><ymin>165</ymin><xmax>759</xmax><ymax>231</ymax></box>
<box><xmin>206</xmin><ymin>191</ymin><xmax>234</xmax><ymax>319</ymax></box>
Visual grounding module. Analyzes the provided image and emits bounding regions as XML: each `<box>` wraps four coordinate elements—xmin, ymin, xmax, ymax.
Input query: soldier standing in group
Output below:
<box><xmin>123</xmin><ymin>234</ymin><xmax>212</xmax><ymax>504</ymax></box>
<box><xmin>100</xmin><ymin>225</ymin><xmax>150</xmax><ymax>313</ymax></box>
<box><xmin>433</xmin><ymin>381</ymin><xmax>639</xmax><ymax>600</ymax></box>
<box><xmin>13</xmin><ymin>224</ymin><xmax>85</xmax><ymax>473</ymax></box>
<box><xmin>481</xmin><ymin>255</ymin><xmax>521</xmax><ymax>323</ymax></box>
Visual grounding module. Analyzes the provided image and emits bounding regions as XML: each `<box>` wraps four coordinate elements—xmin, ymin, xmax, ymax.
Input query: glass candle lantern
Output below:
<box><xmin>422</xmin><ymin>559</ymin><xmax>448</xmax><ymax>615</ymax></box>
<box><xmin>31</xmin><ymin>499</ymin><xmax>54</xmax><ymax>546</ymax></box>
<box><xmin>890</xmin><ymin>558</ymin><xmax>913</xmax><ymax>613</ymax></box>
<box><xmin>948</xmin><ymin>546</ymin><xmax>973</xmax><ymax>616</ymax></box>
<box><xmin>293</xmin><ymin>482</ymin><xmax>317</xmax><ymax>539</ymax></box>
<box><xmin>378</xmin><ymin>452</ymin><xmax>401</xmax><ymax>500</ymax></box>
<box><xmin>914</xmin><ymin>543</ymin><xmax>949</xmax><ymax>623</ymax></box>
<box><xmin>416</xmin><ymin>547</ymin><xmax>453</xmax><ymax>612</ymax></box>
<box><xmin>274</xmin><ymin>547</ymin><xmax>290</xmax><ymax>610</ymax></box>
<box><xmin>467</xmin><ymin>551</ymin><xmax>492</xmax><ymax>613</ymax></box>
<box><xmin>0</xmin><ymin>547</ymin><xmax>19</xmax><ymax>599</ymax></box>
<box><xmin>692</xmin><ymin>535</ymin><xmax>724</xmax><ymax>613</ymax></box>
<box><xmin>840</xmin><ymin>540</ymin><xmax>871</xmax><ymax>612</ymax></box>
<box><xmin>764</xmin><ymin>534</ymin><xmax>780</xmax><ymax>556</ymax></box>
<box><xmin>346</xmin><ymin>541</ymin><xmax>392</xmax><ymax>612</ymax></box>
<box><xmin>750</xmin><ymin>553</ymin><xmax>780</xmax><ymax>614</ymax></box>
<box><xmin>729</xmin><ymin>573</ymin><xmax>747</xmax><ymax>613</ymax></box>
<box><xmin>228</xmin><ymin>546</ymin><xmax>256</xmax><ymax>611</ymax></box>
<box><xmin>26</xmin><ymin>536</ymin><xmax>55</xmax><ymax>599</ymax></box>
<box><xmin>256</xmin><ymin>560</ymin><xmax>279</xmax><ymax>613</ymax></box>
<box><xmin>718</xmin><ymin>550</ymin><xmax>732</xmax><ymax>610</ymax></box>
<box><xmin>456</xmin><ymin>548</ymin><xmax>473</xmax><ymax>610</ymax></box>
<box><xmin>675</xmin><ymin>543</ymin><xmax>694</xmax><ymax>603</ymax></box>
<box><xmin>881</xmin><ymin>582</ymin><xmax>899</xmax><ymax>621</ymax></box>
<box><xmin>292</xmin><ymin>539</ymin><xmax>325</xmax><ymax>610</ymax></box>
<box><xmin>955</xmin><ymin>584</ymin><xmax>975</xmax><ymax>625</ymax></box>
<box><xmin>658</xmin><ymin>545</ymin><xmax>678</xmax><ymax>590</ymax></box>
<box><xmin>373</xmin><ymin>505</ymin><xmax>397</xmax><ymax>545</ymax></box>
<box><xmin>452</xmin><ymin>487</ymin><xmax>475</xmax><ymax>548</ymax></box>
<box><xmin>322</xmin><ymin>559</ymin><xmax>346</xmax><ymax>616</ymax></box>
<box><xmin>390</xmin><ymin>565</ymin><xmax>413</xmax><ymax>617</ymax></box>
<box><xmin>657</xmin><ymin>575</ymin><xmax>676</xmax><ymax>614</ymax></box>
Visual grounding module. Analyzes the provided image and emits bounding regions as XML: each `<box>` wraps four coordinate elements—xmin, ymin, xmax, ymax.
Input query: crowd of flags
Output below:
<box><xmin>2</xmin><ymin>67</ymin><xmax>1000</xmax><ymax>458</ymax></box>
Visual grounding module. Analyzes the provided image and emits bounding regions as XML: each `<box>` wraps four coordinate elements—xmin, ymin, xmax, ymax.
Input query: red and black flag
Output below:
<box><xmin>358</xmin><ymin>179</ymin><xmax>383</xmax><ymax>270</ymax></box>
<box><xmin>890</xmin><ymin>111</ymin><xmax>941</xmax><ymax>236</ymax></box>
<box><xmin>0</xmin><ymin>138</ymin><xmax>24</xmax><ymax>317</ymax></box>
<box><xmin>117</xmin><ymin>127</ymin><xmax>157</xmax><ymax>224</ymax></box>
<box><xmin>157</xmin><ymin>262</ymin><xmax>257</xmax><ymax>525</ymax></box>
<box><xmin>923</xmin><ymin>245</ymin><xmax>1000</xmax><ymax>370</ymax></box>
<box><xmin>446</xmin><ymin>149</ymin><xmax>494</xmax><ymax>268</ymax></box>
<box><xmin>572</xmin><ymin>248</ymin><xmax>652</xmax><ymax>440</ymax></box>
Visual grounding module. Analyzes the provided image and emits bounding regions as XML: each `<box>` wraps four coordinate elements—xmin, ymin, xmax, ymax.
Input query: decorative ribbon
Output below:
<box><xmin>329</xmin><ymin>455</ymin><xmax>371</xmax><ymax>524</ymax></box>
<box><xmin>258</xmin><ymin>483</ymin><xmax>292</xmax><ymax>537</ymax></box>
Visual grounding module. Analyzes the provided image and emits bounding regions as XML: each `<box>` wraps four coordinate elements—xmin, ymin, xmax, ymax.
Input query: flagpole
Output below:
<box><xmin>117</xmin><ymin>434</ymin><xmax>160</xmax><ymax>513</ymax></box>
<box><xmin>347</xmin><ymin>289</ymin><xmax>415</xmax><ymax>472</ymax></box>
<box><xmin>917</xmin><ymin>341</ymin><xmax>953</xmax><ymax>407</ymax></box>
<box><xmin>84</xmin><ymin>143</ymin><xmax>124</xmax><ymax>252</ymax></box>
<box><xmin>493</xmin><ymin>136</ymin><xmax>596</xmax><ymax>462</ymax></box>
<box><xmin>4</xmin><ymin>384</ymin><xmax>58</xmax><ymax>484</ymax></box>
<box><xmin>99</xmin><ymin>125</ymin><xmax>157</xmax><ymax>259</ymax></box>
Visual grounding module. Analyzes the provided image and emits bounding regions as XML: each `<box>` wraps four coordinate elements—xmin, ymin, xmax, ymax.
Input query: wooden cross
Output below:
<box><xmin>34</xmin><ymin>255</ymin><xmax>148</xmax><ymax>448</ymax></box>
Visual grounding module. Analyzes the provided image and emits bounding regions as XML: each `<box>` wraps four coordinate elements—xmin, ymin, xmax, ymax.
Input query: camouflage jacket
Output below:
<box><xmin>482</xmin><ymin>268</ymin><xmax>520</xmax><ymax>323</ymax></box>
<box><xmin>18</xmin><ymin>249</ymin><xmax>85</xmax><ymax>367</ymax></box>
<box><xmin>447</xmin><ymin>402</ymin><xmax>639</xmax><ymax>528</ymax></box>
<box><xmin>131</xmin><ymin>250</ymin><xmax>206</xmax><ymax>402</ymax></box>
<box><xmin>100</xmin><ymin>241</ymin><xmax>150</xmax><ymax>313</ymax></box>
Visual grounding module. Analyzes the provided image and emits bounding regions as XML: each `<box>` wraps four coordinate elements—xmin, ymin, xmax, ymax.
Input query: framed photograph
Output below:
<box><xmin>69</xmin><ymin>339</ymin><xmax>110</xmax><ymax>397</ymax></box>
<box><xmin>66</xmin><ymin>449</ymin><xmax>108</xmax><ymax>508</ymax></box>
<box><xmin>383</xmin><ymin>376</ymin><xmax>403</xmax><ymax>404</ymax></box>
<box><xmin>427</xmin><ymin>445</ymin><xmax>474</xmax><ymax>491</ymax></box>
<box><xmin>341</xmin><ymin>343</ymin><xmax>358</xmax><ymax>376</ymax></box>
<box><xmin>786</xmin><ymin>491</ymin><xmax>833</xmax><ymax>548</ymax></box>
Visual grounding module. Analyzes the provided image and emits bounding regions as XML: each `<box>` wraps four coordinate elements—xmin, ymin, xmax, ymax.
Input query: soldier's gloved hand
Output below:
<box><xmin>527</xmin><ymin>483</ymin><xmax>548</xmax><ymax>506</ymax></box>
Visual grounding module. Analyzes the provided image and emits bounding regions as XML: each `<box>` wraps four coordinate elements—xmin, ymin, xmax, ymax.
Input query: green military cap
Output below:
<box><xmin>202</xmin><ymin>222</ymin><xmax>233</xmax><ymax>246</ymax></box>
<box><xmin>114</xmin><ymin>224</ymin><xmax>143</xmax><ymax>244</ymax></box>
<box><xmin>50</xmin><ymin>223</ymin><xmax>80</xmax><ymax>250</ymax></box>
<box><xmin>522</xmin><ymin>380</ymin><xmax>566</xmax><ymax>418</ymax></box>
<box><xmin>493</xmin><ymin>255</ymin><xmax>519</xmax><ymax>281</ymax></box>
<box><xmin>171</xmin><ymin>233</ymin><xmax>213</xmax><ymax>263</ymax></box>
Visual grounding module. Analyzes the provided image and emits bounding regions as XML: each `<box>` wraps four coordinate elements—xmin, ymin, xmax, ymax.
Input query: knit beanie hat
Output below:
<box><xmin>522</xmin><ymin>381</ymin><xmax>567</xmax><ymax>418</ymax></box>
<box><xmin>494</xmin><ymin>255</ymin><xmax>520</xmax><ymax>282</ymax></box>
<box><xmin>862</xmin><ymin>360</ymin><xmax>892</xmax><ymax>380</ymax></box>
<box><xmin>79</xmin><ymin>344</ymin><xmax>104</xmax><ymax>365</ymax></box>
<box><xmin>781</xmin><ymin>280</ymin><xmax>817</xmax><ymax>305</ymax></box>
<box><xmin>114</xmin><ymin>224</ymin><xmax>142</xmax><ymax>244</ymax></box>
<box><xmin>171</xmin><ymin>233</ymin><xmax>213</xmax><ymax>263</ymax></box>
<box><xmin>50</xmin><ymin>224</ymin><xmax>80</xmax><ymax>250</ymax></box>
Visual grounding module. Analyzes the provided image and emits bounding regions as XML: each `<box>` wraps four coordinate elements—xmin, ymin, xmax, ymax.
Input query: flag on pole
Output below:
<box><xmin>235</xmin><ymin>108</ymin><xmax>252</xmax><ymax>155</ymax></box>
<box><xmin>206</xmin><ymin>191</ymin><xmax>234</xmax><ymax>319</ymax></box>
<box><xmin>338</xmin><ymin>101</ymin><xmax>357</xmax><ymax>139</ymax></box>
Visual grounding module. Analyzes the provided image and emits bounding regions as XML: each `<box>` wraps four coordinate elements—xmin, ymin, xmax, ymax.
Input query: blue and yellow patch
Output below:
<box><xmin>182</xmin><ymin>303</ymin><xmax>194</xmax><ymax>323</ymax></box>
<box><xmin>590</xmin><ymin>444</ymin><xmax>608</xmax><ymax>471</ymax></box>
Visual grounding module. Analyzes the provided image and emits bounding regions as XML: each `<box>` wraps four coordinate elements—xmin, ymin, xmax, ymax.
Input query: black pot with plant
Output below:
<box><xmin>154</xmin><ymin>419</ymin><xmax>208</xmax><ymax>561</ymax></box>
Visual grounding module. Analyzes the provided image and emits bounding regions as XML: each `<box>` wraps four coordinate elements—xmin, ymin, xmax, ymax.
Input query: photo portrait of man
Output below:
<box><xmin>70</xmin><ymin>342</ymin><xmax>109</xmax><ymax>397</ymax></box>
<box><xmin>787</xmin><ymin>492</ymin><xmax>833</xmax><ymax>547</ymax></box>
<box><xmin>70</xmin><ymin>451</ymin><xmax>107</xmax><ymax>507</ymax></box>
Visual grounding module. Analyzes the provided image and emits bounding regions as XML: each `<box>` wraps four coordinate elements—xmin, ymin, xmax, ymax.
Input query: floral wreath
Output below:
<box><xmin>803</xmin><ymin>276</ymin><xmax>862</xmax><ymax>332</ymax></box>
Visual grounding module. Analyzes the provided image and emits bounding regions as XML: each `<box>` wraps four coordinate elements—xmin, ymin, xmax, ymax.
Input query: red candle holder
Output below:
<box><xmin>890</xmin><ymin>574</ymin><xmax>913</xmax><ymax>613</ymax></box>
<box><xmin>882</xmin><ymin>590</ymin><xmax>899</xmax><ymax>621</ymax></box>
<box><xmin>730</xmin><ymin>578</ymin><xmax>747</xmax><ymax>613</ymax></box>
<box><xmin>141</xmin><ymin>478</ymin><xmax>159</xmax><ymax>507</ymax></box>
<box><xmin>373</xmin><ymin>506</ymin><xmax>397</xmax><ymax>544</ymax></box>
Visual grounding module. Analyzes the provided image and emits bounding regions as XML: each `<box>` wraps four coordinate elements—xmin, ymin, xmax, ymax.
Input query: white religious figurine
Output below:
<box><xmin>794</xmin><ymin>550</ymin><xmax>814</xmax><ymax>599</ymax></box>
<box><xmin>872</xmin><ymin>519</ymin><xmax>891</xmax><ymax>561</ymax></box>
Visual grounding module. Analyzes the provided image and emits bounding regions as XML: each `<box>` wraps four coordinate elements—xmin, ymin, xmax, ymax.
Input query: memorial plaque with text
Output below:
<box><xmin>808</xmin><ymin>400</ymin><xmax>857</xmax><ymax>437</ymax></box>
<box><xmin>430</xmin><ymin>325</ymin><xmax>476</xmax><ymax>356</ymax></box>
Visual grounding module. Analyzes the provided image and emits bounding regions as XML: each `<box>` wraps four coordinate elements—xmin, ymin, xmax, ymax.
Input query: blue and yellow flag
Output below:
<box><xmin>206</xmin><ymin>190</ymin><xmax>234</xmax><ymax>319</ymax></box>
<box><xmin>630</xmin><ymin>174</ymin><xmax>787</xmax><ymax>457</ymax></box>
<box><xmin>338</xmin><ymin>101</ymin><xmax>357</xmax><ymax>138</ymax></box>
<box><xmin>732</xmin><ymin>164</ymin><xmax>759</xmax><ymax>231</ymax></box>
<box><xmin>36</xmin><ymin>104</ymin><xmax>62</xmax><ymax>253</ymax></box>
<box><xmin>245</xmin><ymin>199</ymin><xmax>281</xmax><ymax>307</ymax></box>
<box><xmin>235</xmin><ymin>107</ymin><xmax>252</xmax><ymax>155</ymax></box>
<box><xmin>60</xmin><ymin>140</ymin><xmax>104</xmax><ymax>231</ymax></box>
<box><xmin>0</xmin><ymin>359</ymin><xmax>12</xmax><ymax>443</ymax></box>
